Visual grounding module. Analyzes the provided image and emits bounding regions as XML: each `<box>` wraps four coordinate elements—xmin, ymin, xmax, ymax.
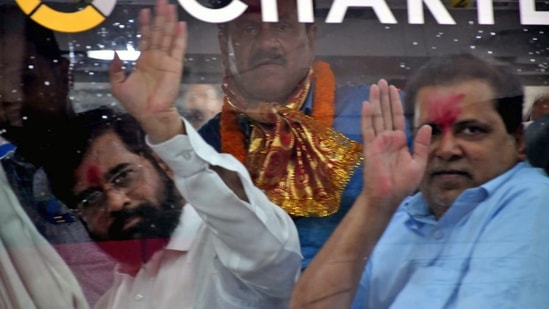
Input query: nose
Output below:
<box><xmin>104</xmin><ymin>189</ymin><xmax>132</xmax><ymax>213</ymax></box>
<box><xmin>432</xmin><ymin>130</ymin><xmax>463</xmax><ymax>160</ymax></box>
<box><xmin>256</xmin><ymin>24</ymin><xmax>281</xmax><ymax>50</ymax></box>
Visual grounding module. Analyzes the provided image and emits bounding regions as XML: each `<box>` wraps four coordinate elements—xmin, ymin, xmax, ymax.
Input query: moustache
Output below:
<box><xmin>428</xmin><ymin>164</ymin><xmax>472</xmax><ymax>178</ymax></box>
<box><xmin>249</xmin><ymin>51</ymin><xmax>286</xmax><ymax>69</ymax></box>
<box><xmin>107</xmin><ymin>202</ymin><xmax>180</xmax><ymax>241</ymax></box>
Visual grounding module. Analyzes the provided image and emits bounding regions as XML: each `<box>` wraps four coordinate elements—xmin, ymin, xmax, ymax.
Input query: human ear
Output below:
<box><xmin>513</xmin><ymin>124</ymin><xmax>526</xmax><ymax>161</ymax></box>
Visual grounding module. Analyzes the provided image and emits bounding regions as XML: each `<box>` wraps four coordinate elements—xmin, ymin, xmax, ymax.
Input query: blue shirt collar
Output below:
<box><xmin>404</xmin><ymin>161</ymin><xmax>526</xmax><ymax>226</ymax></box>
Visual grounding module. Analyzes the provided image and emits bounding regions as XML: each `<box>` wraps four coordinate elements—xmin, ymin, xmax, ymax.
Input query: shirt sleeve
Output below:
<box><xmin>146</xmin><ymin>118</ymin><xmax>302</xmax><ymax>299</ymax></box>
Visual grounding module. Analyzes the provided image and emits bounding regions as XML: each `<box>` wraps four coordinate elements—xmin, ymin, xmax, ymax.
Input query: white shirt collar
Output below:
<box><xmin>165</xmin><ymin>203</ymin><xmax>203</xmax><ymax>252</ymax></box>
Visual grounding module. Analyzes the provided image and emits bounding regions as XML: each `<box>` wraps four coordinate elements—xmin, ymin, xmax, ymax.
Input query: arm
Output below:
<box><xmin>109</xmin><ymin>0</ymin><xmax>249</xmax><ymax>202</ymax></box>
<box><xmin>291</xmin><ymin>80</ymin><xmax>432</xmax><ymax>308</ymax></box>
<box><xmin>148</xmin><ymin>120</ymin><xmax>301</xmax><ymax>298</ymax></box>
<box><xmin>110</xmin><ymin>0</ymin><xmax>300</xmax><ymax>298</ymax></box>
<box><xmin>108</xmin><ymin>0</ymin><xmax>186</xmax><ymax>144</ymax></box>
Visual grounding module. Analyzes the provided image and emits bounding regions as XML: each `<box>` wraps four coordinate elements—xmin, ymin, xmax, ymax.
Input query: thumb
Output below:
<box><xmin>109</xmin><ymin>52</ymin><xmax>126</xmax><ymax>89</ymax></box>
<box><xmin>413</xmin><ymin>124</ymin><xmax>432</xmax><ymax>167</ymax></box>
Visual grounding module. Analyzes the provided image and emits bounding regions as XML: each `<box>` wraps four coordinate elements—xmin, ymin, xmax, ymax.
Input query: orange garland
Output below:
<box><xmin>220</xmin><ymin>61</ymin><xmax>336</xmax><ymax>163</ymax></box>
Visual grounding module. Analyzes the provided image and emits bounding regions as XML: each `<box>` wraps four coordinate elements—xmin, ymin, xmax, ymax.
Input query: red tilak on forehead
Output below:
<box><xmin>427</xmin><ymin>93</ymin><xmax>464</xmax><ymax>132</ymax></box>
<box><xmin>86</xmin><ymin>165</ymin><xmax>102</xmax><ymax>186</ymax></box>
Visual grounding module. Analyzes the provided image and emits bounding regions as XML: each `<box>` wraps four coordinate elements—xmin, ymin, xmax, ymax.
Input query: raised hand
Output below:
<box><xmin>361</xmin><ymin>79</ymin><xmax>431</xmax><ymax>206</ymax></box>
<box><xmin>109</xmin><ymin>0</ymin><xmax>187</xmax><ymax>143</ymax></box>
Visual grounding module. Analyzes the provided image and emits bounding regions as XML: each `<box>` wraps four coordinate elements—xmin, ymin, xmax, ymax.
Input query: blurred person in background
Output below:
<box><xmin>199</xmin><ymin>0</ymin><xmax>381</xmax><ymax>269</ymax></box>
<box><xmin>529</xmin><ymin>94</ymin><xmax>549</xmax><ymax>122</ymax></box>
<box><xmin>178</xmin><ymin>83</ymin><xmax>223</xmax><ymax>129</ymax></box>
<box><xmin>525</xmin><ymin>114</ymin><xmax>549</xmax><ymax>175</ymax></box>
<box><xmin>0</xmin><ymin>5</ymin><xmax>113</xmax><ymax>305</ymax></box>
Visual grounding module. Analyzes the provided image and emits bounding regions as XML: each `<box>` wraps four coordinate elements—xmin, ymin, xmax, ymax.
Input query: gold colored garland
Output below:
<box><xmin>220</xmin><ymin>61</ymin><xmax>335</xmax><ymax>163</ymax></box>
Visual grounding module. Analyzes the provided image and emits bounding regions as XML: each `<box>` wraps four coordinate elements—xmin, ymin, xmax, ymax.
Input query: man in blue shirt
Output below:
<box><xmin>291</xmin><ymin>54</ymin><xmax>549</xmax><ymax>308</ymax></box>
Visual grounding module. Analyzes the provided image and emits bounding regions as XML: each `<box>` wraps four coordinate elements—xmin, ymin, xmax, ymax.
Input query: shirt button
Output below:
<box><xmin>182</xmin><ymin>152</ymin><xmax>191</xmax><ymax>160</ymax></box>
<box><xmin>432</xmin><ymin>230</ymin><xmax>443</xmax><ymax>239</ymax></box>
<box><xmin>135</xmin><ymin>294</ymin><xmax>144</xmax><ymax>301</ymax></box>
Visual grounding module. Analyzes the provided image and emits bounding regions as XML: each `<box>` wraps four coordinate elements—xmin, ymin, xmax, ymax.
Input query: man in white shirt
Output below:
<box><xmin>43</xmin><ymin>0</ymin><xmax>301</xmax><ymax>307</ymax></box>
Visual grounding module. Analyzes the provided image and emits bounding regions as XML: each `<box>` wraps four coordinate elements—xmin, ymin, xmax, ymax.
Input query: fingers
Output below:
<box><xmin>150</xmin><ymin>0</ymin><xmax>167</xmax><ymax>50</ymax></box>
<box><xmin>390</xmin><ymin>85</ymin><xmax>406</xmax><ymax>131</ymax></box>
<box><xmin>361</xmin><ymin>101</ymin><xmax>375</xmax><ymax>146</ymax></box>
<box><xmin>369</xmin><ymin>83</ymin><xmax>384</xmax><ymax>134</ymax></box>
<box><xmin>160</xmin><ymin>2</ymin><xmax>177</xmax><ymax>53</ymax></box>
<box><xmin>379</xmin><ymin>79</ymin><xmax>393</xmax><ymax>130</ymax></box>
<box><xmin>109</xmin><ymin>52</ymin><xmax>125</xmax><ymax>86</ymax></box>
<box><xmin>412</xmin><ymin>124</ymin><xmax>432</xmax><ymax>166</ymax></box>
<box><xmin>171</xmin><ymin>22</ymin><xmax>188</xmax><ymax>62</ymax></box>
<box><xmin>367</xmin><ymin>79</ymin><xmax>404</xmax><ymax>135</ymax></box>
<box><xmin>139</xmin><ymin>0</ymin><xmax>185</xmax><ymax>57</ymax></box>
<box><xmin>138</xmin><ymin>9</ymin><xmax>152</xmax><ymax>51</ymax></box>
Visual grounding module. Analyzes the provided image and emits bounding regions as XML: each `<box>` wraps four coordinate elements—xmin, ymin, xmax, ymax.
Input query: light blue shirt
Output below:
<box><xmin>352</xmin><ymin>162</ymin><xmax>549</xmax><ymax>308</ymax></box>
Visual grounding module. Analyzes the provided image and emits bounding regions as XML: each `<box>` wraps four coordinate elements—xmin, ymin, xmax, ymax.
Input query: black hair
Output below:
<box><xmin>403</xmin><ymin>54</ymin><xmax>524</xmax><ymax>134</ymax></box>
<box><xmin>44</xmin><ymin>106</ymin><xmax>154</xmax><ymax>208</ymax></box>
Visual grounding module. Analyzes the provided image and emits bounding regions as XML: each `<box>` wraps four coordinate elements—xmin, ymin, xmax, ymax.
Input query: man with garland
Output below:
<box><xmin>199</xmin><ymin>0</ymin><xmax>382</xmax><ymax>268</ymax></box>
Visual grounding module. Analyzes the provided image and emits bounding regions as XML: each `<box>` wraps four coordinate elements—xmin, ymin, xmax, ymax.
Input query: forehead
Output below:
<box><xmin>74</xmin><ymin>131</ymin><xmax>142</xmax><ymax>189</ymax></box>
<box><xmin>414</xmin><ymin>80</ymin><xmax>498</xmax><ymax>124</ymax></box>
<box><xmin>79</xmin><ymin>131</ymin><xmax>138</xmax><ymax>171</ymax></box>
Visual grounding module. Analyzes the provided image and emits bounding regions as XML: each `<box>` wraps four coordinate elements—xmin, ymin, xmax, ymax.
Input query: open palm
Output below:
<box><xmin>109</xmin><ymin>0</ymin><xmax>187</xmax><ymax>139</ymax></box>
<box><xmin>362</xmin><ymin>80</ymin><xmax>431</xmax><ymax>206</ymax></box>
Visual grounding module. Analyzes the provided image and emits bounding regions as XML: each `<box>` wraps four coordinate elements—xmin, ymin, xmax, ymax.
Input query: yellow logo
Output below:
<box><xmin>15</xmin><ymin>0</ymin><xmax>116</xmax><ymax>33</ymax></box>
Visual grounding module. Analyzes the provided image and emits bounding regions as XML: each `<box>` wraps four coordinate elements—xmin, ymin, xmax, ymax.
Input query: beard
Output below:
<box><xmin>103</xmin><ymin>200</ymin><xmax>181</xmax><ymax>241</ymax></box>
<box><xmin>89</xmin><ymin>169</ymin><xmax>184</xmax><ymax>265</ymax></box>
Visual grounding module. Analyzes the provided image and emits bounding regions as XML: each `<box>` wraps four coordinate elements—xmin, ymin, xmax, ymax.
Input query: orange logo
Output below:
<box><xmin>16</xmin><ymin>0</ymin><xmax>116</xmax><ymax>33</ymax></box>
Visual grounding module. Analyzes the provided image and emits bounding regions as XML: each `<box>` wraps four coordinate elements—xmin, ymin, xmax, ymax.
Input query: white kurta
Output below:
<box><xmin>95</xmin><ymin>119</ymin><xmax>302</xmax><ymax>309</ymax></box>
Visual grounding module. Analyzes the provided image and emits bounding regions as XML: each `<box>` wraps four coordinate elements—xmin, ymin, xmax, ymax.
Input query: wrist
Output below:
<box><xmin>139</xmin><ymin>111</ymin><xmax>185</xmax><ymax>144</ymax></box>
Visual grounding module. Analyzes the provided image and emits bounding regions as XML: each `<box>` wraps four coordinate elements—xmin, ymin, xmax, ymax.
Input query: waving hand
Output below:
<box><xmin>109</xmin><ymin>0</ymin><xmax>187</xmax><ymax>143</ymax></box>
<box><xmin>362</xmin><ymin>79</ymin><xmax>431</xmax><ymax>206</ymax></box>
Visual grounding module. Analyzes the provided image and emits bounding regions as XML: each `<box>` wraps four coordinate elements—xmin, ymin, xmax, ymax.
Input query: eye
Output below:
<box><xmin>111</xmin><ymin>168</ymin><xmax>136</xmax><ymax>188</ymax></box>
<box><xmin>462</xmin><ymin>125</ymin><xmax>485</xmax><ymax>136</ymax></box>
<box><xmin>241</xmin><ymin>24</ymin><xmax>259</xmax><ymax>36</ymax></box>
<box><xmin>77</xmin><ymin>191</ymin><xmax>103</xmax><ymax>210</ymax></box>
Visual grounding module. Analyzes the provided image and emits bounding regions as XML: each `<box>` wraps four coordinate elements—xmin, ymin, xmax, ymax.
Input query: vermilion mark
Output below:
<box><xmin>427</xmin><ymin>93</ymin><xmax>464</xmax><ymax>132</ymax></box>
<box><xmin>86</xmin><ymin>165</ymin><xmax>102</xmax><ymax>186</ymax></box>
